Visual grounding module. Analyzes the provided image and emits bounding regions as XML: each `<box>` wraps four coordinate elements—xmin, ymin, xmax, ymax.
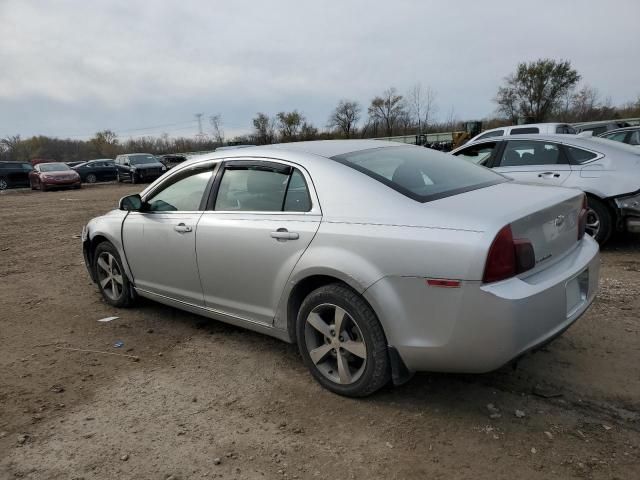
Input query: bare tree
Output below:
<box><xmin>252</xmin><ymin>112</ymin><xmax>276</xmax><ymax>145</ymax></box>
<box><xmin>209</xmin><ymin>114</ymin><xmax>225</xmax><ymax>144</ymax></box>
<box><xmin>408</xmin><ymin>83</ymin><xmax>438</xmax><ymax>136</ymax></box>
<box><xmin>328</xmin><ymin>99</ymin><xmax>361</xmax><ymax>138</ymax></box>
<box><xmin>368</xmin><ymin>87</ymin><xmax>405</xmax><ymax>136</ymax></box>
<box><xmin>571</xmin><ymin>85</ymin><xmax>600</xmax><ymax>120</ymax></box>
<box><xmin>495</xmin><ymin>58</ymin><xmax>580</xmax><ymax>123</ymax></box>
<box><xmin>276</xmin><ymin>110</ymin><xmax>304</xmax><ymax>141</ymax></box>
<box><xmin>90</xmin><ymin>130</ymin><xmax>119</xmax><ymax>157</ymax></box>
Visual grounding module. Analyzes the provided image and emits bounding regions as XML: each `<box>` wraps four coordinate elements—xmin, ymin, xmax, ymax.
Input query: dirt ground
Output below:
<box><xmin>1</xmin><ymin>183</ymin><xmax>639</xmax><ymax>480</ymax></box>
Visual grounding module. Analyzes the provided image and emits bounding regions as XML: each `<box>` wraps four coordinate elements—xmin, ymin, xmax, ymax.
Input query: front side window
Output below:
<box><xmin>564</xmin><ymin>145</ymin><xmax>598</xmax><ymax>164</ymax></box>
<box><xmin>603</xmin><ymin>131</ymin><xmax>628</xmax><ymax>143</ymax></box>
<box><xmin>499</xmin><ymin>141</ymin><xmax>563</xmax><ymax>166</ymax></box>
<box><xmin>510</xmin><ymin>127</ymin><xmax>539</xmax><ymax>135</ymax></box>
<box><xmin>332</xmin><ymin>146</ymin><xmax>504</xmax><ymax>203</ymax></box>
<box><xmin>556</xmin><ymin>125</ymin><xmax>577</xmax><ymax>134</ymax></box>
<box><xmin>453</xmin><ymin>142</ymin><xmax>497</xmax><ymax>166</ymax></box>
<box><xmin>215</xmin><ymin>166</ymin><xmax>312</xmax><ymax>212</ymax></box>
<box><xmin>146</xmin><ymin>170</ymin><xmax>213</xmax><ymax>212</ymax></box>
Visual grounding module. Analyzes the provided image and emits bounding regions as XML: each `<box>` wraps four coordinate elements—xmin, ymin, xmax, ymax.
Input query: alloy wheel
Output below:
<box><xmin>0</xmin><ymin>178</ymin><xmax>7</xmax><ymax>190</ymax></box>
<box><xmin>585</xmin><ymin>207</ymin><xmax>600</xmax><ymax>239</ymax></box>
<box><xmin>304</xmin><ymin>303</ymin><xmax>367</xmax><ymax>385</ymax></box>
<box><xmin>87</xmin><ymin>173</ymin><xmax>97</xmax><ymax>183</ymax></box>
<box><xmin>96</xmin><ymin>252</ymin><xmax>124</xmax><ymax>301</ymax></box>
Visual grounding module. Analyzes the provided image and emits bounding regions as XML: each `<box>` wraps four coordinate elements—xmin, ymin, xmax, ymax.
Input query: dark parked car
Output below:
<box><xmin>29</xmin><ymin>162</ymin><xmax>81</xmax><ymax>191</ymax></box>
<box><xmin>72</xmin><ymin>159</ymin><xmax>117</xmax><ymax>183</ymax></box>
<box><xmin>115</xmin><ymin>153</ymin><xmax>166</xmax><ymax>184</ymax></box>
<box><xmin>0</xmin><ymin>162</ymin><xmax>33</xmax><ymax>190</ymax></box>
<box><xmin>159</xmin><ymin>154</ymin><xmax>188</xmax><ymax>170</ymax></box>
<box><xmin>598</xmin><ymin>126</ymin><xmax>640</xmax><ymax>147</ymax></box>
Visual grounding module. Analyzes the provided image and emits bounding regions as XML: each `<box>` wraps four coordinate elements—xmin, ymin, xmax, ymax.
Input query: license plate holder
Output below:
<box><xmin>566</xmin><ymin>269</ymin><xmax>589</xmax><ymax>317</ymax></box>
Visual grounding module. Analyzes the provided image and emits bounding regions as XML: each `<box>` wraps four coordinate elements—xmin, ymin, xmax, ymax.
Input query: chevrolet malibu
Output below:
<box><xmin>82</xmin><ymin>140</ymin><xmax>599</xmax><ymax>396</ymax></box>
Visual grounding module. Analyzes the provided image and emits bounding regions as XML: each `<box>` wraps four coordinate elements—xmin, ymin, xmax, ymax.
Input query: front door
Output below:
<box><xmin>492</xmin><ymin>139</ymin><xmax>572</xmax><ymax>186</ymax></box>
<box><xmin>122</xmin><ymin>163</ymin><xmax>217</xmax><ymax>305</ymax></box>
<box><xmin>196</xmin><ymin>161</ymin><xmax>321</xmax><ymax>325</ymax></box>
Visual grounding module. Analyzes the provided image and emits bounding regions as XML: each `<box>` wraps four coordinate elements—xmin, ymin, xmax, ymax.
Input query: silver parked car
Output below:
<box><xmin>82</xmin><ymin>140</ymin><xmax>599</xmax><ymax>396</ymax></box>
<box><xmin>468</xmin><ymin>122</ymin><xmax>576</xmax><ymax>143</ymax></box>
<box><xmin>598</xmin><ymin>126</ymin><xmax>640</xmax><ymax>147</ymax></box>
<box><xmin>452</xmin><ymin>134</ymin><xmax>640</xmax><ymax>244</ymax></box>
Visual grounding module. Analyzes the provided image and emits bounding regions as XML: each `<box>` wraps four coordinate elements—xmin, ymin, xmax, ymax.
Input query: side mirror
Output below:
<box><xmin>119</xmin><ymin>194</ymin><xmax>143</xmax><ymax>211</ymax></box>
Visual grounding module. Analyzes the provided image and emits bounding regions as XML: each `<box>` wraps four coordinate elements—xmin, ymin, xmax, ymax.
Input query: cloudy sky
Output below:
<box><xmin>1</xmin><ymin>0</ymin><xmax>638</xmax><ymax>140</ymax></box>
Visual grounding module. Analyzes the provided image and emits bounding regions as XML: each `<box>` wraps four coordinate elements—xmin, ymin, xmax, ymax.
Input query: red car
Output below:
<box><xmin>29</xmin><ymin>162</ymin><xmax>81</xmax><ymax>191</ymax></box>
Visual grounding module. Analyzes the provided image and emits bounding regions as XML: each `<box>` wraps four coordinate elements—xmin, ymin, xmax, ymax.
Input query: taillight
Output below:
<box><xmin>483</xmin><ymin>225</ymin><xmax>535</xmax><ymax>283</ymax></box>
<box><xmin>577</xmin><ymin>195</ymin><xmax>588</xmax><ymax>240</ymax></box>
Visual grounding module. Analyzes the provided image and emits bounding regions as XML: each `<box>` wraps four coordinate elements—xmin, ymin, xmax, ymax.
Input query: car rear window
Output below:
<box><xmin>511</xmin><ymin>127</ymin><xmax>540</xmax><ymax>134</ymax></box>
<box><xmin>331</xmin><ymin>146</ymin><xmax>505</xmax><ymax>203</ymax></box>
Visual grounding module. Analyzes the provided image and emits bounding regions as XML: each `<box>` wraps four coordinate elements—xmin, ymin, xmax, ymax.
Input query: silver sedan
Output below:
<box><xmin>82</xmin><ymin>140</ymin><xmax>599</xmax><ymax>396</ymax></box>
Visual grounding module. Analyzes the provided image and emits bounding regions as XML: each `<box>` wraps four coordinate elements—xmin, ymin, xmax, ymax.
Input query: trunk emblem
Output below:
<box><xmin>555</xmin><ymin>215</ymin><xmax>566</xmax><ymax>227</ymax></box>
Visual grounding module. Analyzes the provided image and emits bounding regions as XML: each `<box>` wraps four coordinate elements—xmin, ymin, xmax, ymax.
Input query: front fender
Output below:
<box><xmin>83</xmin><ymin>211</ymin><xmax>134</xmax><ymax>285</ymax></box>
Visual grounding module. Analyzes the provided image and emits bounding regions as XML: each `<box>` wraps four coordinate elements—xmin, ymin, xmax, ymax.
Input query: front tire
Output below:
<box><xmin>296</xmin><ymin>284</ymin><xmax>390</xmax><ymax>397</ymax></box>
<box><xmin>86</xmin><ymin>173</ymin><xmax>97</xmax><ymax>184</ymax></box>
<box><xmin>0</xmin><ymin>177</ymin><xmax>8</xmax><ymax>191</ymax></box>
<box><xmin>93</xmin><ymin>241</ymin><xmax>134</xmax><ymax>308</ymax></box>
<box><xmin>586</xmin><ymin>196</ymin><xmax>612</xmax><ymax>245</ymax></box>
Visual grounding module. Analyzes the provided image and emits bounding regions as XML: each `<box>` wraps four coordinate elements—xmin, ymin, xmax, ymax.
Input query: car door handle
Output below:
<box><xmin>270</xmin><ymin>228</ymin><xmax>299</xmax><ymax>241</ymax></box>
<box><xmin>538</xmin><ymin>172</ymin><xmax>560</xmax><ymax>178</ymax></box>
<box><xmin>174</xmin><ymin>223</ymin><xmax>193</xmax><ymax>233</ymax></box>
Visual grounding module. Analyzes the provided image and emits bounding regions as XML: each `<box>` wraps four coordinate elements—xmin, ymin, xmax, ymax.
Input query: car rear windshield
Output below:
<box><xmin>331</xmin><ymin>146</ymin><xmax>506</xmax><ymax>202</ymax></box>
<box><xmin>40</xmin><ymin>163</ymin><xmax>70</xmax><ymax>172</ymax></box>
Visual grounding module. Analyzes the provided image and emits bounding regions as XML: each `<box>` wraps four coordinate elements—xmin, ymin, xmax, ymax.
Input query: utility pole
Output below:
<box><xmin>195</xmin><ymin>113</ymin><xmax>206</xmax><ymax>140</ymax></box>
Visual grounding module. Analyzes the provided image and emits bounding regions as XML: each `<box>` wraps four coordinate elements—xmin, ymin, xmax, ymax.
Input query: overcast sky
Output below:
<box><xmin>1</xmin><ymin>0</ymin><xmax>638</xmax><ymax>140</ymax></box>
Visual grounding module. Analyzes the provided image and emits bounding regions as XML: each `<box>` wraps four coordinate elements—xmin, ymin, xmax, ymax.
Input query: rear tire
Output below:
<box><xmin>86</xmin><ymin>173</ymin><xmax>97</xmax><ymax>184</ymax></box>
<box><xmin>586</xmin><ymin>196</ymin><xmax>612</xmax><ymax>245</ymax></box>
<box><xmin>0</xmin><ymin>177</ymin><xmax>9</xmax><ymax>190</ymax></box>
<box><xmin>93</xmin><ymin>241</ymin><xmax>134</xmax><ymax>308</ymax></box>
<box><xmin>296</xmin><ymin>284</ymin><xmax>390</xmax><ymax>397</ymax></box>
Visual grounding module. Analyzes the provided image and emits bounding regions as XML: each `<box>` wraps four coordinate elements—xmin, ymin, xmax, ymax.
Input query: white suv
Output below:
<box><xmin>468</xmin><ymin>123</ymin><xmax>576</xmax><ymax>143</ymax></box>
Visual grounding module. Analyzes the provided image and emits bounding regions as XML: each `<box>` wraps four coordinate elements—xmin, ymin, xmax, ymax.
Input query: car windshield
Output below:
<box><xmin>332</xmin><ymin>146</ymin><xmax>506</xmax><ymax>202</ymax></box>
<box><xmin>129</xmin><ymin>154</ymin><xmax>158</xmax><ymax>165</ymax></box>
<box><xmin>40</xmin><ymin>163</ymin><xmax>71</xmax><ymax>172</ymax></box>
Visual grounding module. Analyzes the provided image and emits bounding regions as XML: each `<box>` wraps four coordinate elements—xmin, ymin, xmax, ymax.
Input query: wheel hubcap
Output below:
<box><xmin>304</xmin><ymin>303</ymin><xmax>367</xmax><ymax>385</ymax></box>
<box><xmin>96</xmin><ymin>252</ymin><xmax>124</xmax><ymax>301</ymax></box>
<box><xmin>585</xmin><ymin>207</ymin><xmax>600</xmax><ymax>238</ymax></box>
<box><xmin>87</xmin><ymin>174</ymin><xmax>96</xmax><ymax>183</ymax></box>
<box><xmin>0</xmin><ymin>179</ymin><xmax>7</xmax><ymax>190</ymax></box>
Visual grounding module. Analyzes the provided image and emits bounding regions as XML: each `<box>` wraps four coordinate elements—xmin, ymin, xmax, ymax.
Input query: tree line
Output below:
<box><xmin>2</xmin><ymin>59</ymin><xmax>639</xmax><ymax>163</ymax></box>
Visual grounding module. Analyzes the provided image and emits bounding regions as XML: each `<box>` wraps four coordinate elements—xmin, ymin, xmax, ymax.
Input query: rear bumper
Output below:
<box><xmin>364</xmin><ymin>235</ymin><xmax>600</xmax><ymax>373</ymax></box>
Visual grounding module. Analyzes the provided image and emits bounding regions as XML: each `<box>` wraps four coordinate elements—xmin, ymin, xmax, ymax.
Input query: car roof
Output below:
<box><xmin>264</xmin><ymin>139</ymin><xmax>403</xmax><ymax>158</ymax></box>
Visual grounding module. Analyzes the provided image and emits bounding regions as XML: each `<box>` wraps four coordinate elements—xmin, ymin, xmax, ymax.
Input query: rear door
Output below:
<box><xmin>492</xmin><ymin>139</ymin><xmax>572</xmax><ymax>186</ymax></box>
<box><xmin>196</xmin><ymin>160</ymin><xmax>321</xmax><ymax>325</ymax></box>
<box><xmin>122</xmin><ymin>162</ymin><xmax>217</xmax><ymax>304</ymax></box>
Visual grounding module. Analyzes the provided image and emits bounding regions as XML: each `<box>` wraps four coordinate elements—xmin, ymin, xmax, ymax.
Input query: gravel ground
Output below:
<box><xmin>1</xmin><ymin>183</ymin><xmax>639</xmax><ymax>480</ymax></box>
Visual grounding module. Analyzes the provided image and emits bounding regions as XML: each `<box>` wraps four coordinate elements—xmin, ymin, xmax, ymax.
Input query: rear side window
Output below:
<box><xmin>604</xmin><ymin>132</ymin><xmax>628</xmax><ymax>143</ymax></box>
<box><xmin>510</xmin><ymin>127</ymin><xmax>539</xmax><ymax>134</ymax></box>
<box><xmin>214</xmin><ymin>166</ymin><xmax>311</xmax><ymax>212</ymax></box>
<box><xmin>564</xmin><ymin>146</ymin><xmax>598</xmax><ymax>164</ymax></box>
<box><xmin>556</xmin><ymin>125</ymin><xmax>577</xmax><ymax>134</ymax></box>
<box><xmin>629</xmin><ymin>131</ymin><xmax>640</xmax><ymax>146</ymax></box>
<box><xmin>331</xmin><ymin>146</ymin><xmax>505</xmax><ymax>203</ymax></box>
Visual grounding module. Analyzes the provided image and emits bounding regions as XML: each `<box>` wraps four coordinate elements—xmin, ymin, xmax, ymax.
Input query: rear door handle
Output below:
<box><xmin>270</xmin><ymin>228</ymin><xmax>299</xmax><ymax>241</ymax></box>
<box><xmin>538</xmin><ymin>172</ymin><xmax>560</xmax><ymax>178</ymax></box>
<box><xmin>174</xmin><ymin>223</ymin><xmax>193</xmax><ymax>233</ymax></box>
